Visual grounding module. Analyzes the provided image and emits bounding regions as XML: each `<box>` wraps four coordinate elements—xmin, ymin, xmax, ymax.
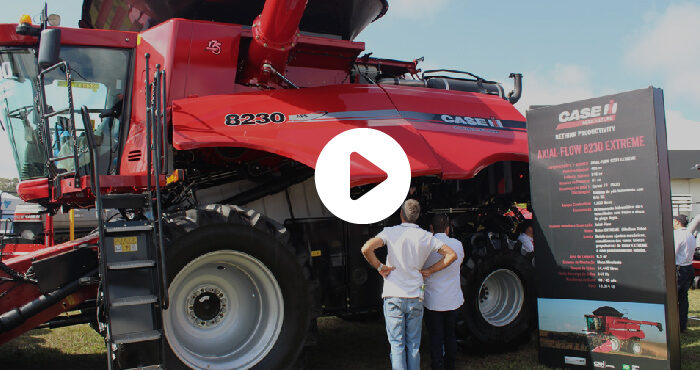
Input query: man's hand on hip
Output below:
<box><xmin>379</xmin><ymin>265</ymin><xmax>396</xmax><ymax>278</ymax></box>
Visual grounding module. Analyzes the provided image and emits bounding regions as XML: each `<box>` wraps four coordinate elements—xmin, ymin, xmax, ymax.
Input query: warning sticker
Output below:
<box><xmin>114</xmin><ymin>236</ymin><xmax>138</xmax><ymax>252</ymax></box>
<box><xmin>57</xmin><ymin>80</ymin><xmax>101</xmax><ymax>92</ymax></box>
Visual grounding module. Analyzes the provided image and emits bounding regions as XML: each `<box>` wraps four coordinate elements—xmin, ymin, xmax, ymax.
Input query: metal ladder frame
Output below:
<box><xmin>75</xmin><ymin>53</ymin><xmax>171</xmax><ymax>369</ymax></box>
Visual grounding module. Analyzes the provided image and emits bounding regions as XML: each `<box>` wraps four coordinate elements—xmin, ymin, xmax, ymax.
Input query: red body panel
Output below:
<box><xmin>172</xmin><ymin>84</ymin><xmax>528</xmax><ymax>185</ymax></box>
<box><xmin>120</xmin><ymin>19</ymin><xmax>365</xmax><ymax>176</ymax></box>
<box><xmin>0</xmin><ymin>244</ymin><xmax>46</xmax><ymax>260</ymax></box>
<box><xmin>383</xmin><ymin>85</ymin><xmax>529</xmax><ymax>179</ymax></box>
<box><xmin>588</xmin><ymin>315</ymin><xmax>662</xmax><ymax>342</ymax></box>
<box><xmin>0</xmin><ymin>23</ymin><xmax>135</xmax><ymax>48</ymax></box>
<box><xmin>0</xmin><ymin>235</ymin><xmax>98</xmax><ymax>345</ymax></box>
<box><xmin>16</xmin><ymin>178</ymin><xmax>50</xmax><ymax>202</ymax></box>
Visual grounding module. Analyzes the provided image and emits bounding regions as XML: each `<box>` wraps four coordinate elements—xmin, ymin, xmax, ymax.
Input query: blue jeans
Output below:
<box><xmin>383</xmin><ymin>297</ymin><xmax>424</xmax><ymax>370</ymax></box>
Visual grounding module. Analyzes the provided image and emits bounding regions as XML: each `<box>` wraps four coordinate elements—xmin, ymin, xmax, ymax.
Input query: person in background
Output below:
<box><xmin>361</xmin><ymin>200</ymin><xmax>457</xmax><ymax>370</ymax></box>
<box><xmin>422</xmin><ymin>214</ymin><xmax>465</xmax><ymax>370</ymax></box>
<box><xmin>517</xmin><ymin>220</ymin><xmax>535</xmax><ymax>253</ymax></box>
<box><xmin>674</xmin><ymin>214</ymin><xmax>696</xmax><ymax>332</ymax></box>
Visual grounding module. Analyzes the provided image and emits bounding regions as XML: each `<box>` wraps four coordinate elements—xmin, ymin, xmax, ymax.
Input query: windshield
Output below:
<box><xmin>0</xmin><ymin>46</ymin><xmax>131</xmax><ymax>180</ymax></box>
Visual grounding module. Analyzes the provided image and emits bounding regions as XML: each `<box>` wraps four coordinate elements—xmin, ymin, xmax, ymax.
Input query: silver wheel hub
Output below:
<box><xmin>186</xmin><ymin>285</ymin><xmax>228</xmax><ymax>327</ymax></box>
<box><xmin>478</xmin><ymin>268</ymin><xmax>524</xmax><ymax>327</ymax></box>
<box><xmin>164</xmin><ymin>250</ymin><xmax>284</xmax><ymax>370</ymax></box>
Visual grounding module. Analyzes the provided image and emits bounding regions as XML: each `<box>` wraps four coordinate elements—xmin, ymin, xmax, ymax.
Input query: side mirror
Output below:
<box><xmin>38</xmin><ymin>28</ymin><xmax>61</xmax><ymax>70</ymax></box>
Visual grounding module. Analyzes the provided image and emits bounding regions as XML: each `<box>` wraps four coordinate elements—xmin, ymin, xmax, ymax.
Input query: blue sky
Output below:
<box><xmin>538</xmin><ymin>298</ymin><xmax>668</xmax><ymax>343</ymax></box>
<box><xmin>0</xmin><ymin>0</ymin><xmax>698</xmax><ymax>178</ymax></box>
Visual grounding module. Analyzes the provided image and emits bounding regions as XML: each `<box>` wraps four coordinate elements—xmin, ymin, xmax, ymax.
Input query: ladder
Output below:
<box><xmin>78</xmin><ymin>54</ymin><xmax>169</xmax><ymax>369</ymax></box>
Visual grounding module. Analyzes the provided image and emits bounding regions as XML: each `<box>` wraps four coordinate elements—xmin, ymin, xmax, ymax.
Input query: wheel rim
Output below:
<box><xmin>164</xmin><ymin>250</ymin><xmax>284</xmax><ymax>369</ymax></box>
<box><xmin>610</xmin><ymin>337</ymin><xmax>620</xmax><ymax>351</ymax></box>
<box><xmin>632</xmin><ymin>342</ymin><xmax>642</xmax><ymax>354</ymax></box>
<box><xmin>478</xmin><ymin>268</ymin><xmax>524</xmax><ymax>327</ymax></box>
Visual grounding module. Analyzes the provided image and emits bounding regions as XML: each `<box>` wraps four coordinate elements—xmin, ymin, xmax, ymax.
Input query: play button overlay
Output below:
<box><xmin>350</xmin><ymin>152</ymin><xmax>388</xmax><ymax>184</ymax></box>
<box><xmin>315</xmin><ymin>128</ymin><xmax>411</xmax><ymax>224</ymax></box>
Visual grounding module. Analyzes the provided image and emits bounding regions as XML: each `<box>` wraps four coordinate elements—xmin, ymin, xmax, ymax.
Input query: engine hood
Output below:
<box><xmin>171</xmin><ymin>84</ymin><xmax>528</xmax><ymax>186</ymax></box>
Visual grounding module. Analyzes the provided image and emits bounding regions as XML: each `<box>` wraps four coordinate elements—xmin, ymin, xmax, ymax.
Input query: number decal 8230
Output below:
<box><xmin>225</xmin><ymin>112</ymin><xmax>286</xmax><ymax>126</ymax></box>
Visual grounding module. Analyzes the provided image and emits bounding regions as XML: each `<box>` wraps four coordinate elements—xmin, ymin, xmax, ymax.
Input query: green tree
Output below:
<box><xmin>0</xmin><ymin>178</ymin><xmax>19</xmax><ymax>193</ymax></box>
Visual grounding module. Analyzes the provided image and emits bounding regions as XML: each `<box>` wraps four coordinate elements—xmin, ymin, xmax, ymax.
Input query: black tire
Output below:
<box><xmin>160</xmin><ymin>204</ymin><xmax>314</xmax><ymax>369</ymax></box>
<box><xmin>458</xmin><ymin>232</ymin><xmax>536</xmax><ymax>352</ymax></box>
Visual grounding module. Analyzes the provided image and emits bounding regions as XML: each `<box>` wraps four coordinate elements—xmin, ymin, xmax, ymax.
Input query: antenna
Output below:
<box><xmin>41</xmin><ymin>3</ymin><xmax>47</xmax><ymax>30</ymax></box>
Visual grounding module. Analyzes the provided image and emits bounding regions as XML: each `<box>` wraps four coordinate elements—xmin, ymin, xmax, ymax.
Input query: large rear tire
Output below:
<box><xmin>609</xmin><ymin>337</ymin><xmax>621</xmax><ymax>352</ymax></box>
<box><xmin>458</xmin><ymin>232</ymin><xmax>536</xmax><ymax>352</ymax></box>
<box><xmin>631</xmin><ymin>339</ymin><xmax>642</xmax><ymax>355</ymax></box>
<box><xmin>161</xmin><ymin>205</ymin><xmax>312</xmax><ymax>369</ymax></box>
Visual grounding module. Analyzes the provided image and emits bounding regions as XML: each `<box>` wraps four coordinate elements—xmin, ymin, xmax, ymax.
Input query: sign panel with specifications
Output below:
<box><xmin>528</xmin><ymin>88</ymin><xmax>679</xmax><ymax>369</ymax></box>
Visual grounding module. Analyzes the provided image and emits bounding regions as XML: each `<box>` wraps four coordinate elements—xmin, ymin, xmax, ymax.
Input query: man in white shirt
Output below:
<box><xmin>422</xmin><ymin>214</ymin><xmax>464</xmax><ymax>370</ymax></box>
<box><xmin>516</xmin><ymin>220</ymin><xmax>535</xmax><ymax>254</ymax></box>
<box><xmin>674</xmin><ymin>214</ymin><xmax>696</xmax><ymax>332</ymax></box>
<box><xmin>362</xmin><ymin>200</ymin><xmax>457</xmax><ymax>370</ymax></box>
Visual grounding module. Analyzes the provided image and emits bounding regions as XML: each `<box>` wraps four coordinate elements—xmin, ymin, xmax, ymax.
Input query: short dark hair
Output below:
<box><xmin>675</xmin><ymin>215</ymin><xmax>689</xmax><ymax>227</ymax></box>
<box><xmin>517</xmin><ymin>219</ymin><xmax>533</xmax><ymax>234</ymax></box>
<box><xmin>432</xmin><ymin>213</ymin><xmax>449</xmax><ymax>232</ymax></box>
<box><xmin>401</xmin><ymin>199</ymin><xmax>421</xmax><ymax>223</ymax></box>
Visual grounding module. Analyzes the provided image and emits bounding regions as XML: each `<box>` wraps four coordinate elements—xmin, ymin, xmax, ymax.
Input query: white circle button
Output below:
<box><xmin>315</xmin><ymin>128</ymin><xmax>411</xmax><ymax>224</ymax></box>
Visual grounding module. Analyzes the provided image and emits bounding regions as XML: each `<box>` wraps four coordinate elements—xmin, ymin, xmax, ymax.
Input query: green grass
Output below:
<box><xmin>3</xmin><ymin>291</ymin><xmax>700</xmax><ymax>369</ymax></box>
<box><xmin>681</xmin><ymin>288</ymin><xmax>700</xmax><ymax>369</ymax></box>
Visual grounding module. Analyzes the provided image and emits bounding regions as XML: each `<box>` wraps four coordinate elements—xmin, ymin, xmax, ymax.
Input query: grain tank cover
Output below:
<box><xmin>80</xmin><ymin>0</ymin><xmax>388</xmax><ymax>40</ymax></box>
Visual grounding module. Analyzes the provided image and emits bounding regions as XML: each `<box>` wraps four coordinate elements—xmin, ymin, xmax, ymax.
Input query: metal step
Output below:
<box><xmin>108</xmin><ymin>260</ymin><xmax>156</xmax><ymax>270</ymax></box>
<box><xmin>111</xmin><ymin>295</ymin><xmax>158</xmax><ymax>308</ymax></box>
<box><xmin>102</xmin><ymin>193</ymin><xmax>149</xmax><ymax>209</ymax></box>
<box><xmin>112</xmin><ymin>330</ymin><xmax>162</xmax><ymax>344</ymax></box>
<box><xmin>105</xmin><ymin>224</ymin><xmax>153</xmax><ymax>234</ymax></box>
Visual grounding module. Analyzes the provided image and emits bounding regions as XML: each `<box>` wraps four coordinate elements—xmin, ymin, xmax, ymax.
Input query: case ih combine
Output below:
<box><xmin>585</xmin><ymin>306</ymin><xmax>663</xmax><ymax>355</ymax></box>
<box><xmin>0</xmin><ymin>0</ymin><xmax>534</xmax><ymax>368</ymax></box>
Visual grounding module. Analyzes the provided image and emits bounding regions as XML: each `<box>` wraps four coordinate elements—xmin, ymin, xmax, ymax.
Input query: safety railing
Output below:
<box><xmin>37</xmin><ymin>61</ymin><xmax>82</xmax><ymax>186</ymax></box>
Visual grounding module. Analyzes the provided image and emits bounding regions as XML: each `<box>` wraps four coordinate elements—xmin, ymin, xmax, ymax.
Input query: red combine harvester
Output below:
<box><xmin>585</xmin><ymin>306</ymin><xmax>663</xmax><ymax>355</ymax></box>
<box><xmin>0</xmin><ymin>1</ymin><xmax>534</xmax><ymax>368</ymax></box>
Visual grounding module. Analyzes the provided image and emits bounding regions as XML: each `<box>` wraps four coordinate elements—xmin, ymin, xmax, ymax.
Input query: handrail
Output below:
<box><xmin>37</xmin><ymin>61</ymin><xmax>81</xmax><ymax>187</ymax></box>
<box><xmin>144</xmin><ymin>55</ymin><xmax>168</xmax><ymax>309</ymax></box>
<box><xmin>160</xmin><ymin>69</ymin><xmax>168</xmax><ymax>174</ymax></box>
<box><xmin>151</xmin><ymin>65</ymin><xmax>168</xmax><ymax>309</ymax></box>
<box><xmin>79</xmin><ymin>105</ymin><xmax>109</xmax><ymax>345</ymax></box>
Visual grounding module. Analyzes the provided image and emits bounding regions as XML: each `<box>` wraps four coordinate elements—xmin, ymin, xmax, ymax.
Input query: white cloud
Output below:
<box><xmin>513</xmin><ymin>64</ymin><xmax>597</xmax><ymax>115</ymax></box>
<box><xmin>626</xmin><ymin>3</ymin><xmax>700</xmax><ymax>102</ymax></box>
<box><xmin>388</xmin><ymin>0</ymin><xmax>449</xmax><ymax>19</ymax></box>
<box><xmin>665</xmin><ymin>109</ymin><xmax>700</xmax><ymax>150</ymax></box>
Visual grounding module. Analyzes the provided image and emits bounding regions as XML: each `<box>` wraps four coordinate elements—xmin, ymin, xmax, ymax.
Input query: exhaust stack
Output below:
<box><xmin>507</xmin><ymin>73</ymin><xmax>523</xmax><ymax>104</ymax></box>
<box><xmin>241</xmin><ymin>0</ymin><xmax>308</xmax><ymax>86</ymax></box>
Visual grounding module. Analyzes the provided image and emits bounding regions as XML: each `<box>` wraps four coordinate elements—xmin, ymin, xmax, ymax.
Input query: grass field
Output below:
<box><xmin>2</xmin><ymin>291</ymin><xmax>700</xmax><ymax>369</ymax></box>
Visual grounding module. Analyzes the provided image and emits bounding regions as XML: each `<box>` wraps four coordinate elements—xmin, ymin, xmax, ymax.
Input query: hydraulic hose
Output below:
<box><xmin>0</xmin><ymin>268</ymin><xmax>97</xmax><ymax>333</ymax></box>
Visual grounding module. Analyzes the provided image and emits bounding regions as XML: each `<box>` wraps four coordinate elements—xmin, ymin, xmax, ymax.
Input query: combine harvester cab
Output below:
<box><xmin>0</xmin><ymin>0</ymin><xmax>533</xmax><ymax>368</ymax></box>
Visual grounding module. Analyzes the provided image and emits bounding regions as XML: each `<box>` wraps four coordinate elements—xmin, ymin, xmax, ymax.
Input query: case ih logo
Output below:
<box><xmin>594</xmin><ymin>360</ymin><xmax>616</xmax><ymax>369</ymax></box>
<box><xmin>556</xmin><ymin>99</ymin><xmax>618</xmax><ymax>130</ymax></box>
<box><xmin>440</xmin><ymin>114</ymin><xmax>504</xmax><ymax>128</ymax></box>
<box><xmin>205</xmin><ymin>40</ymin><xmax>222</xmax><ymax>55</ymax></box>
